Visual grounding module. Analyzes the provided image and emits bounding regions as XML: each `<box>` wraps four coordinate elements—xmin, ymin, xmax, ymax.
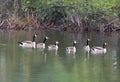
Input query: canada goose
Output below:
<box><xmin>18</xmin><ymin>34</ymin><xmax>37</xmax><ymax>48</ymax></box>
<box><xmin>66</xmin><ymin>41</ymin><xmax>77</xmax><ymax>54</ymax></box>
<box><xmin>90</xmin><ymin>42</ymin><xmax>107</xmax><ymax>54</ymax></box>
<box><xmin>37</xmin><ymin>36</ymin><xmax>49</xmax><ymax>49</ymax></box>
<box><xmin>48</xmin><ymin>41</ymin><xmax>59</xmax><ymax>50</ymax></box>
<box><xmin>83</xmin><ymin>39</ymin><xmax>91</xmax><ymax>53</ymax></box>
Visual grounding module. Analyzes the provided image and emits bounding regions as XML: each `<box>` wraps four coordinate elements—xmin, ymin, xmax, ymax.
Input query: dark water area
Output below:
<box><xmin>0</xmin><ymin>30</ymin><xmax>120</xmax><ymax>82</ymax></box>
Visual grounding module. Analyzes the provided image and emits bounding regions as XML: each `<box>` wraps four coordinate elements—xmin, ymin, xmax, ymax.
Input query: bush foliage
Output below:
<box><xmin>1</xmin><ymin>0</ymin><xmax>120</xmax><ymax>31</ymax></box>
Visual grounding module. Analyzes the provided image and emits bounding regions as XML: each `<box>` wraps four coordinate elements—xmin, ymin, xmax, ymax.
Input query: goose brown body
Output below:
<box><xmin>37</xmin><ymin>36</ymin><xmax>49</xmax><ymax>49</ymax></box>
<box><xmin>83</xmin><ymin>39</ymin><xmax>90</xmax><ymax>53</ymax></box>
<box><xmin>66</xmin><ymin>41</ymin><xmax>77</xmax><ymax>54</ymax></box>
<box><xmin>18</xmin><ymin>34</ymin><xmax>37</xmax><ymax>48</ymax></box>
<box><xmin>90</xmin><ymin>43</ymin><xmax>107</xmax><ymax>54</ymax></box>
<box><xmin>48</xmin><ymin>41</ymin><xmax>59</xmax><ymax>50</ymax></box>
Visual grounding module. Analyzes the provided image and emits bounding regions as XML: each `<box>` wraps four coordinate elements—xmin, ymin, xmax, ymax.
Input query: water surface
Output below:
<box><xmin>0</xmin><ymin>30</ymin><xmax>120</xmax><ymax>82</ymax></box>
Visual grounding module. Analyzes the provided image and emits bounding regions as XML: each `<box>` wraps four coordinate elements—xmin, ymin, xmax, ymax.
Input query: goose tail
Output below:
<box><xmin>18</xmin><ymin>42</ymin><xmax>23</xmax><ymax>45</ymax></box>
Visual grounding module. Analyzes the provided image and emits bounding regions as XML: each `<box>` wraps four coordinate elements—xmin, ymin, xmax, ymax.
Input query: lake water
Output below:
<box><xmin>0</xmin><ymin>30</ymin><xmax>120</xmax><ymax>82</ymax></box>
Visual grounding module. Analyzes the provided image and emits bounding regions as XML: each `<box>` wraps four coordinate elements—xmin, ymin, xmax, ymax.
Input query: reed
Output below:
<box><xmin>6</xmin><ymin>13</ymin><xmax>39</xmax><ymax>30</ymax></box>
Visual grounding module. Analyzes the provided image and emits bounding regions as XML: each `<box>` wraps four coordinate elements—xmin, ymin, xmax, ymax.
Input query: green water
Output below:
<box><xmin>0</xmin><ymin>30</ymin><xmax>120</xmax><ymax>82</ymax></box>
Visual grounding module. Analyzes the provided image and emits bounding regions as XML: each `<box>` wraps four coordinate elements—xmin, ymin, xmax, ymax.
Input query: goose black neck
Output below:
<box><xmin>32</xmin><ymin>35</ymin><xmax>36</xmax><ymax>42</ymax></box>
<box><xmin>43</xmin><ymin>38</ymin><xmax>47</xmax><ymax>43</ymax></box>
<box><xmin>73</xmin><ymin>43</ymin><xmax>76</xmax><ymax>47</ymax></box>
<box><xmin>86</xmin><ymin>40</ymin><xmax>89</xmax><ymax>45</ymax></box>
<box><xmin>55</xmin><ymin>43</ymin><xmax>58</xmax><ymax>45</ymax></box>
<box><xmin>55</xmin><ymin>43</ymin><xmax>57</xmax><ymax>45</ymax></box>
<box><xmin>103</xmin><ymin>44</ymin><xmax>106</xmax><ymax>48</ymax></box>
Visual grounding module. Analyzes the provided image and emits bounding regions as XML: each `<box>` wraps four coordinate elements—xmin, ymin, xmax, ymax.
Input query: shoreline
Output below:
<box><xmin>0</xmin><ymin>18</ymin><xmax>120</xmax><ymax>33</ymax></box>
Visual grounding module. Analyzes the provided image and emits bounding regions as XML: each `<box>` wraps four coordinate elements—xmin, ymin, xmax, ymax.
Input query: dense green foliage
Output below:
<box><xmin>22</xmin><ymin>0</ymin><xmax>119</xmax><ymax>16</ymax></box>
<box><xmin>22</xmin><ymin>0</ymin><xmax>120</xmax><ymax>24</ymax></box>
<box><xmin>1</xmin><ymin>0</ymin><xmax>120</xmax><ymax>31</ymax></box>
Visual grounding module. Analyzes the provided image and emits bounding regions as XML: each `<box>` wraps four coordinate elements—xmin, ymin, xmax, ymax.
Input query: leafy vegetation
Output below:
<box><xmin>0</xmin><ymin>0</ymin><xmax>120</xmax><ymax>32</ymax></box>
